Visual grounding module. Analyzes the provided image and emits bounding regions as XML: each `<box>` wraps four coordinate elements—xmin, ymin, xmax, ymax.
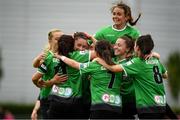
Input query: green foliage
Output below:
<box><xmin>0</xmin><ymin>103</ymin><xmax>34</xmax><ymax>119</ymax></box>
<box><xmin>166</xmin><ymin>51</ymin><xmax>180</xmax><ymax>100</ymax></box>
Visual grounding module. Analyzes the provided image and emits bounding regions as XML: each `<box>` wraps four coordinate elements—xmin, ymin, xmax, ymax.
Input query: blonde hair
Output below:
<box><xmin>48</xmin><ymin>28</ymin><xmax>62</xmax><ymax>40</ymax></box>
<box><xmin>43</xmin><ymin>28</ymin><xmax>62</xmax><ymax>54</ymax></box>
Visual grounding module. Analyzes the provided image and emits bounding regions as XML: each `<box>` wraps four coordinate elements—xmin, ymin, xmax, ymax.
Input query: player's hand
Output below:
<box><xmin>54</xmin><ymin>53</ymin><xmax>61</xmax><ymax>59</ymax></box>
<box><xmin>52</xmin><ymin>74</ymin><xmax>68</xmax><ymax>84</ymax></box>
<box><xmin>93</xmin><ymin>57</ymin><xmax>101</xmax><ymax>62</ymax></box>
<box><xmin>145</xmin><ymin>52</ymin><xmax>160</xmax><ymax>60</ymax></box>
<box><xmin>36</xmin><ymin>79</ymin><xmax>46</xmax><ymax>88</ymax></box>
<box><xmin>37</xmin><ymin>52</ymin><xmax>46</xmax><ymax>61</ymax></box>
<box><xmin>93</xmin><ymin>57</ymin><xmax>106</xmax><ymax>65</ymax></box>
<box><xmin>83</xmin><ymin>32</ymin><xmax>92</xmax><ymax>39</ymax></box>
<box><xmin>31</xmin><ymin>109</ymin><xmax>38</xmax><ymax>120</ymax></box>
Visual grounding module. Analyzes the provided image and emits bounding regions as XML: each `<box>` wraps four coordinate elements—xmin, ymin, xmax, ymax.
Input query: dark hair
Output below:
<box><xmin>73</xmin><ymin>32</ymin><xmax>89</xmax><ymax>41</ymax></box>
<box><xmin>111</xmin><ymin>1</ymin><xmax>141</xmax><ymax>26</ymax></box>
<box><xmin>136</xmin><ymin>34</ymin><xmax>154</xmax><ymax>55</ymax></box>
<box><xmin>58</xmin><ymin>34</ymin><xmax>75</xmax><ymax>56</ymax></box>
<box><xmin>95</xmin><ymin>40</ymin><xmax>115</xmax><ymax>65</ymax></box>
<box><xmin>57</xmin><ymin>34</ymin><xmax>75</xmax><ymax>74</ymax></box>
<box><xmin>120</xmin><ymin>35</ymin><xmax>135</xmax><ymax>54</ymax></box>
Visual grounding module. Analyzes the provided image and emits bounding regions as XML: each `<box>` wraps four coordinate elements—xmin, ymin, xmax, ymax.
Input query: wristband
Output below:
<box><xmin>60</xmin><ymin>56</ymin><xmax>66</xmax><ymax>61</ymax></box>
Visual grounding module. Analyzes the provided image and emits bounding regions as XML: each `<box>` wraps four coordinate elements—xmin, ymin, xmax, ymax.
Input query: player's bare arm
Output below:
<box><xmin>95</xmin><ymin>57</ymin><xmax>123</xmax><ymax>72</ymax></box>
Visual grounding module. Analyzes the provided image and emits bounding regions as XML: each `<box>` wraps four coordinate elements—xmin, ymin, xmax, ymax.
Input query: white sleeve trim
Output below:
<box><xmin>79</xmin><ymin>64</ymin><xmax>82</xmax><ymax>75</ymax></box>
<box><xmin>89</xmin><ymin>50</ymin><xmax>91</xmax><ymax>61</ymax></box>
<box><xmin>120</xmin><ymin>64</ymin><xmax>127</xmax><ymax>76</ymax></box>
<box><xmin>37</xmin><ymin>70</ymin><xmax>44</xmax><ymax>75</ymax></box>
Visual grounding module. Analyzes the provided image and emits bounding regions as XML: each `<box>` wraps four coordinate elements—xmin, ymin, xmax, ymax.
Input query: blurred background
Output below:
<box><xmin>0</xmin><ymin>0</ymin><xmax>180</xmax><ymax>119</ymax></box>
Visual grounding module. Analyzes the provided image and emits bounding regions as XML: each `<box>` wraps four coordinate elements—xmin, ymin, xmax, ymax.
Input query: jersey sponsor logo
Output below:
<box><xmin>52</xmin><ymin>85</ymin><xmax>58</xmax><ymax>93</ymax></box>
<box><xmin>115</xmin><ymin>95</ymin><xmax>121</xmax><ymax>105</ymax></box>
<box><xmin>64</xmin><ymin>88</ymin><xmax>72</xmax><ymax>97</ymax></box>
<box><xmin>102</xmin><ymin>94</ymin><xmax>121</xmax><ymax>105</ymax></box>
<box><xmin>51</xmin><ymin>85</ymin><xmax>72</xmax><ymax>97</ymax></box>
<box><xmin>102</xmin><ymin>94</ymin><xmax>109</xmax><ymax>103</ymax></box>
<box><xmin>110</xmin><ymin>95</ymin><xmax>115</xmax><ymax>103</ymax></box>
<box><xmin>59</xmin><ymin>87</ymin><xmax>65</xmax><ymax>95</ymax></box>
<box><xmin>154</xmin><ymin>95</ymin><xmax>166</xmax><ymax>105</ymax></box>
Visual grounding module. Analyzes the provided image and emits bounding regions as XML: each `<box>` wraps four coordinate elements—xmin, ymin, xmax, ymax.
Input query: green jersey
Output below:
<box><xmin>113</xmin><ymin>57</ymin><xmax>135</xmax><ymax>101</ymax></box>
<box><xmin>94</xmin><ymin>25</ymin><xmax>140</xmax><ymax>44</ymax></box>
<box><xmin>121</xmin><ymin>57</ymin><xmax>167</xmax><ymax>113</ymax></box>
<box><xmin>38</xmin><ymin>51</ymin><xmax>60</xmax><ymax>99</ymax></box>
<box><xmin>80</xmin><ymin>61</ymin><xmax>122</xmax><ymax>113</ymax></box>
<box><xmin>50</xmin><ymin>50</ymin><xmax>90</xmax><ymax>101</ymax></box>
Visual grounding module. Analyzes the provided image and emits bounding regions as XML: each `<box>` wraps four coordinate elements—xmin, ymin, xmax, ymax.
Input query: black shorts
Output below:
<box><xmin>122</xmin><ymin>94</ymin><xmax>137</xmax><ymax>119</ymax></box>
<box><xmin>48</xmin><ymin>95</ymin><xmax>84</xmax><ymax>119</ymax></box>
<box><xmin>40</xmin><ymin>98</ymin><xmax>49</xmax><ymax>119</ymax></box>
<box><xmin>90</xmin><ymin>110</ymin><xmax>123</xmax><ymax>119</ymax></box>
<box><xmin>138</xmin><ymin>113</ymin><xmax>165</xmax><ymax>119</ymax></box>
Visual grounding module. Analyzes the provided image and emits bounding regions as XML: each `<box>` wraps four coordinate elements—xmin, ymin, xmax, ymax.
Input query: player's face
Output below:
<box><xmin>112</xmin><ymin>7</ymin><xmax>128</xmax><ymax>26</ymax></box>
<box><xmin>74</xmin><ymin>38</ymin><xmax>89</xmax><ymax>51</ymax></box>
<box><xmin>114</xmin><ymin>38</ymin><xmax>127</xmax><ymax>56</ymax></box>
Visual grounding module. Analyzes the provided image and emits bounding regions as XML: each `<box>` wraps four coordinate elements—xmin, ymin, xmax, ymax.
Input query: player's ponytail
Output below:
<box><xmin>129</xmin><ymin>13</ymin><xmax>141</xmax><ymax>26</ymax></box>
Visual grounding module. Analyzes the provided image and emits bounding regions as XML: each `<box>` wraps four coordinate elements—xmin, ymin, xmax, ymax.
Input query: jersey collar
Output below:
<box><xmin>112</xmin><ymin>25</ymin><xmax>127</xmax><ymax>31</ymax></box>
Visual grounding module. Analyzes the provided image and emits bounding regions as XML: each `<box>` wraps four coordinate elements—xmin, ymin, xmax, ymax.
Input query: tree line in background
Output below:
<box><xmin>166</xmin><ymin>51</ymin><xmax>180</xmax><ymax>101</ymax></box>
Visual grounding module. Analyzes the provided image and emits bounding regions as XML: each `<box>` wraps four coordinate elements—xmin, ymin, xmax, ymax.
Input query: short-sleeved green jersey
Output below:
<box><xmin>38</xmin><ymin>51</ymin><xmax>60</xmax><ymax>99</ymax></box>
<box><xmin>50</xmin><ymin>50</ymin><xmax>90</xmax><ymax>101</ymax></box>
<box><xmin>114</xmin><ymin>57</ymin><xmax>135</xmax><ymax>101</ymax></box>
<box><xmin>94</xmin><ymin>25</ymin><xmax>140</xmax><ymax>44</ymax></box>
<box><xmin>121</xmin><ymin>57</ymin><xmax>167</xmax><ymax>113</ymax></box>
<box><xmin>79</xmin><ymin>61</ymin><xmax>122</xmax><ymax>113</ymax></box>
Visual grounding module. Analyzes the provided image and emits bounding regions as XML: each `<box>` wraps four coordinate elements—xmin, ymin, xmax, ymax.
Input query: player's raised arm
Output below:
<box><xmin>55</xmin><ymin>54</ymin><xmax>80</xmax><ymax>70</ymax></box>
<box><xmin>95</xmin><ymin>57</ymin><xmax>123</xmax><ymax>72</ymax></box>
